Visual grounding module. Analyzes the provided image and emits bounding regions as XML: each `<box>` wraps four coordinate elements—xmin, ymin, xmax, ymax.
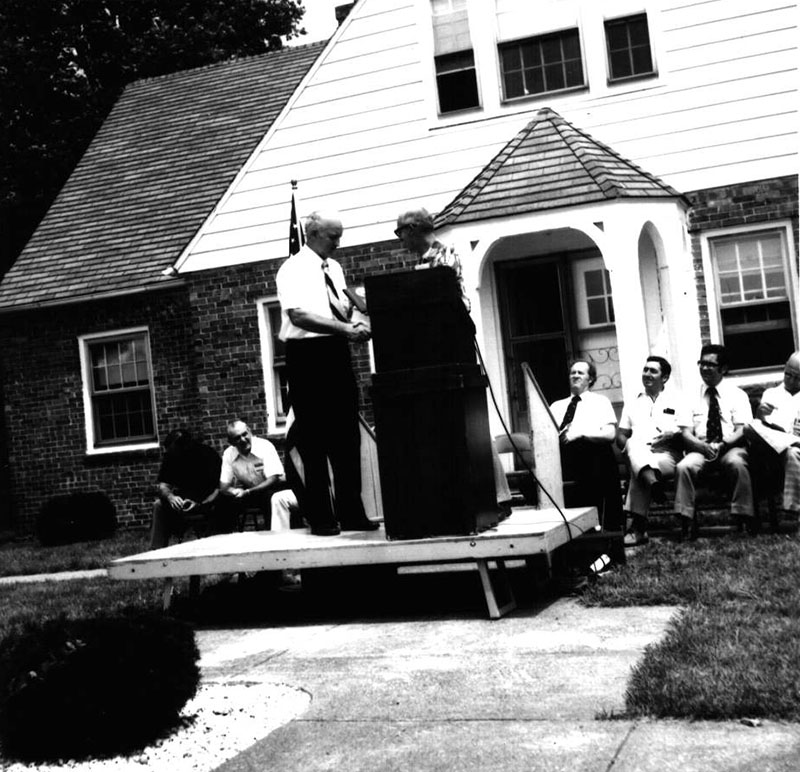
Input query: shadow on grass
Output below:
<box><xmin>584</xmin><ymin>532</ymin><xmax>800</xmax><ymax>721</ymax></box>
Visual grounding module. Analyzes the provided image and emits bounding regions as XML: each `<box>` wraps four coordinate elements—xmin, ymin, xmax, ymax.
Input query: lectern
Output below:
<box><xmin>365</xmin><ymin>268</ymin><xmax>499</xmax><ymax>540</ymax></box>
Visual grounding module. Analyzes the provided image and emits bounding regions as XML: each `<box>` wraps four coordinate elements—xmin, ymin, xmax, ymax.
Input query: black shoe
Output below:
<box><xmin>310</xmin><ymin>524</ymin><xmax>341</xmax><ymax>536</ymax></box>
<box><xmin>650</xmin><ymin>480</ymin><xmax>667</xmax><ymax>504</ymax></box>
<box><xmin>340</xmin><ymin>518</ymin><xmax>380</xmax><ymax>531</ymax></box>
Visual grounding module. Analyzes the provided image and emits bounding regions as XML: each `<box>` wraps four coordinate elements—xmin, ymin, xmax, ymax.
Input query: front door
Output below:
<box><xmin>496</xmin><ymin>257</ymin><xmax>573</xmax><ymax>434</ymax></box>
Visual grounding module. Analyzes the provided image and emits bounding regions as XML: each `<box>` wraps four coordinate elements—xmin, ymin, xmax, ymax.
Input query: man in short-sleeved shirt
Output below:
<box><xmin>220</xmin><ymin>420</ymin><xmax>297</xmax><ymax>531</ymax></box>
<box><xmin>675</xmin><ymin>344</ymin><xmax>754</xmax><ymax>532</ymax></box>
<box><xmin>617</xmin><ymin>356</ymin><xmax>689</xmax><ymax>546</ymax></box>
<box><xmin>549</xmin><ymin>360</ymin><xmax>623</xmax><ymax>534</ymax></box>
<box><xmin>276</xmin><ymin>210</ymin><xmax>377</xmax><ymax>536</ymax></box>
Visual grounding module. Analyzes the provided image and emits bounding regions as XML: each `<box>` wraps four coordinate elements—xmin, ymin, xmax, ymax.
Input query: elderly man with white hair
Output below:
<box><xmin>276</xmin><ymin>210</ymin><xmax>378</xmax><ymax>536</ymax></box>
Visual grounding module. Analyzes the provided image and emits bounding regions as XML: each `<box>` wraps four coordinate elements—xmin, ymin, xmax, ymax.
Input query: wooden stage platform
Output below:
<box><xmin>108</xmin><ymin>506</ymin><xmax>599</xmax><ymax>619</ymax></box>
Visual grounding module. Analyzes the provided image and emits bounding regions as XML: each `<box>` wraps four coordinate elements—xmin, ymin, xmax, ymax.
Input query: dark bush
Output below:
<box><xmin>36</xmin><ymin>491</ymin><xmax>117</xmax><ymax>546</ymax></box>
<box><xmin>0</xmin><ymin>612</ymin><xmax>200</xmax><ymax>761</ymax></box>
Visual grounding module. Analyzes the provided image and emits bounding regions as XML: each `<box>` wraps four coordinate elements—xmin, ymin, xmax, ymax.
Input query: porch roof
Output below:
<box><xmin>436</xmin><ymin>107</ymin><xmax>686</xmax><ymax>228</ymax></box>
<box><xmin>0</xmin><ymin>42</ymin><xmax>325</xmax><ymax>311</ymax></box>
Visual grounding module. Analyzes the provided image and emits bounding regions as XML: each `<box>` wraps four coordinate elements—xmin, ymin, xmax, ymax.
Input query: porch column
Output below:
<box><xmin>601</xmin><ymin>219</ymin><xmax>650</xmax><ymax>403</ymax></box>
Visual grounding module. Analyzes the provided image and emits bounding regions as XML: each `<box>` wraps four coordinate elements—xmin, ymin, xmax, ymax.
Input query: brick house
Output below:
<box><xmin>0</xmin><ymin>0</ymin><xmax>797</xmax><ymax>533</ymax></box>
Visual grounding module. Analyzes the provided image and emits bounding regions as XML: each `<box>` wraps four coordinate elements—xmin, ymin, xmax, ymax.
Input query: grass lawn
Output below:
<box><xmin>0</xmin><ymin>529</ymin><xmax>151</xmax><ymax>577</ymax></box>
<box><xmin>583</xmin><ymin>532</ymin><xmax>800</xmax><ymax>720</ymax></box>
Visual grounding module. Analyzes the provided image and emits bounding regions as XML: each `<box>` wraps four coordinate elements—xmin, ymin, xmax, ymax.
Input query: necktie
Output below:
<box><xmin>322</xmin><ymin>259</ymin><xmax>348</xmax><ymax>322</ymax></box>
<box><xmin>706</xmin><ymin>387</ymin><xmax>722</xmax><ymax>442</ymax></box>
<box><xmin>559</xmin><ymin>395</ymin><xmax>581</xmax><ymax>431</ymax></box>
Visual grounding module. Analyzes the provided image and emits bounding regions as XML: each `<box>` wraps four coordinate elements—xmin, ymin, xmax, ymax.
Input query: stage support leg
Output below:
<box><xmin>476</xmin><ymin>559</ymin><xmax>517</xmax><ymax>619</ymax></box>
<box><xmin>161</xmin><ymin>578</ymin><xmax>174</xmax><ymax>611</ymax></box>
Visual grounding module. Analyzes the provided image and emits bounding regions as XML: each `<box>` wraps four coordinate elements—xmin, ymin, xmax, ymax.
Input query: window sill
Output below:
<box><xmin>606</xmin><ymin>71</ymin><xmax>658</xmax><ymax>87</ymax></box>
<box><xmin>500</xmin><ymin>84</ymin><xmax>588</xmax><ymax>106</ymax></box>
<box><xmin>85</xmin><ymin>441</ymin><xmax>160</xmax><ymax>457</ymax></box>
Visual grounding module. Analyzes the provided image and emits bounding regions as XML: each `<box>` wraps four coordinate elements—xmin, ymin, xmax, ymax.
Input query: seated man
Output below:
<box><xmin>220</xmin><ymin>419</ymin><xmax>298</xmax><ymax>531</ymax></box>
<box><xmin>744</xmin><ymin>356</ymin><xmax>800</xmax><ymax>519</ymax></box>
<box><xmin>617</xmin><ymin>356</ymin><xmax>689</xmax><ymax>547</ymax></box>
<box><xmin>675</xmin><ymin>344</ymin><xmax>754</xmax><ymax>536</ymax></box>
<box><xmin>150</xmin><ymin>429</ymin><xmax>224</xmax><ymax>549</ymax></box>
<box><xmin>550</xmin><ymin>359</ymin><xmax>623</xmax><ymax>533</ymax></box>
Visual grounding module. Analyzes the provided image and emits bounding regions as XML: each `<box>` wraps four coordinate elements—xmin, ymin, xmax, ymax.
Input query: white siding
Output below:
<box><xmin>176</xmin><ymin>0</ymin><xmax>798</xmax><ymax>272</ymax></box>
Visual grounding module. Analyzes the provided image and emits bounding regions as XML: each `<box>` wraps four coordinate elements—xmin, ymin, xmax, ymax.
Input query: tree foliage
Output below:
<box><xmin>0</xmin><ymin>0</ymin><xmax>307</xmax><ymax>276</ymax></box>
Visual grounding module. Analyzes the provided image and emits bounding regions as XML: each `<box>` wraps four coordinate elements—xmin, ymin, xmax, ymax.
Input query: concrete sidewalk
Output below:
<box><xmin>194</xmin><ymin>591</ymin><xmax>800</xmax><ymax>772</ymax></box>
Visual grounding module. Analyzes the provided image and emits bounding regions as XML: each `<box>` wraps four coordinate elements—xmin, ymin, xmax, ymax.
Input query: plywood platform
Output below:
<box><xmin>108</xmin><ymin>506</ymin><xmax>598</xmax><ymax>618</ymax></box>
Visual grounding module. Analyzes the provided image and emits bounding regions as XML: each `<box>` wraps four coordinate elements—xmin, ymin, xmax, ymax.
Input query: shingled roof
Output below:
<box><xmin>436</xmin><ymin>107</ymin><xmax>684</xmax><ymax>228</ymax></box>
<box><xmin>0</xmin><ymin>42</ymin><xmax>324</xmax><ymax>311</ymax></box>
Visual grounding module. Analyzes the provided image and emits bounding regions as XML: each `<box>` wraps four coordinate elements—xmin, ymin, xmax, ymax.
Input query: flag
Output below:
<box><xmin>288</xmin><ymin>181</ymin><xmax>305</xmax><ymax>256</ymax></box>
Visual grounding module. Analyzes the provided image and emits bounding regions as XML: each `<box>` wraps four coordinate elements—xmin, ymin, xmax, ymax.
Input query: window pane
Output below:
<box><xmin>587</xmin><ymin>298</ymin><xmax>608</xmax><ymax>326</ymax></box>
<box><xmin>564</xmin><ymin>59</ymin><xmax>584</xmax><ymax>87</ymax></box>
<box><xmin>504</xmin><ymin>71</ymin><xmax>524</xmax><ymax>98</ymax></box>
<box><xmin>501</xmin><ymin>46</ymin><xmax>521</xmax><ymax>73</ymax></box>
<box><xmin>610</xmin><ymin>51</ymin><xmax>631</xmax><ymax>79</ymax></box>
<box><xmin>584</xmin><ymin>269</ymin><xmax>605</xmax><ymax>297</ymax></box>
<box><xmin>606</xmin><ymin>14</ymin><xmax>653</xmax><ymax>80</ymax></box>
<box><xmin>436</xmin><ymin>51</ymin><xmax>479</xmax><ymax>112</ymax></box>
<box><xmin>541</xmin><ymin>38</ymin><xmax>562</xmax><ymax>64</ymax></box>
<box><xmin>544</xmin><ymin>63</ymin><xmax>564</xmax><ymax>91</ymax></box>
<box><xmin>94</xmin><ymin>391</ymin><xmax>154</xmax><ymax>444</ymax></box>
<box><xmin>606</xmin><ymin>24</ymin><xmax>628</xmax><ymax>51</ymax></box>
<box><xmin>561</xmin><ymin>31</ymin><xmax>581</xmax><ymax>59</ymax></box>
<box><xmin>632</xmin><ymin>46</ymin><xmax>653</xmax><ymax>74</ymax></box>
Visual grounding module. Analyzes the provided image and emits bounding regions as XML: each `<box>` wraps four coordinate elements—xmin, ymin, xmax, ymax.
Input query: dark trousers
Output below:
<box><xmin>286</xmin><ymin>336</ymin><xmax>366</xmax><ymax>528</ymax></box>
<box><xmin>561</xmin><ymin>439</ymin><xmax>624</xmax><ymax>532</ymax></box>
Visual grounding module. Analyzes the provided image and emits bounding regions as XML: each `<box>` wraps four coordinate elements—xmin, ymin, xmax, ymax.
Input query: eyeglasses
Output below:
<box><xmin>697</xmin><ymin>360</ymin><xmax>720</xmax><ymax>369</ymax></box>
<box><xmin>394</xmin><ymin>224</ymin><xmax>414</xmax><ymax>238</ymax></box>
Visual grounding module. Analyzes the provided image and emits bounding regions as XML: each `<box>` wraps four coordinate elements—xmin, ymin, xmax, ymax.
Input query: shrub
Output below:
<box><xmin>36</xmin><ymin>491</ymin><xmax>117</xmax><ymax>546</ymax></box>
<box><xmin>0</xmin><ymin>611</ymin><xmax>200</xmax><ymax>762</ymax></box>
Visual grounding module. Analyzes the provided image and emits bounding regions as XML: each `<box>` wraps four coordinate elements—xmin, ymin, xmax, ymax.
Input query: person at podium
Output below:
<box><xmin>550</xmin><ymin>360</ymin><xmax>624</xmax><ymax>533</ymax></box>
<box><xmin>395</xmin><ymin>206</ymin><xmax>513</xmax><ymax>515</ymax></box>
<box><xmin>276</xmin><ymin>210</ymin><xmax>379</xmax><ymax>536</ymax></box>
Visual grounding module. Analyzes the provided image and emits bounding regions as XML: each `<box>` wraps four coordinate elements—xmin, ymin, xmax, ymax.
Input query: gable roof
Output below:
<box><xmin>0</xmin><ymin>42</ymin><xmax>325</xmax><ymax>311</ymax></box>
<box><xmin>436</xmin><ymin>107</ymin><xmax>686</xmax><ymax>228</ymax></box>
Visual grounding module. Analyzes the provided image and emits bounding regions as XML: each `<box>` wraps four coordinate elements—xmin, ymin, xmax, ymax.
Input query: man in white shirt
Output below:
<box><xmin>220</xmin><ymin>420</ymin><xmax>297</xmax><ymax>531</ymax></box>
<box><xmin>617</xmin><ymin>356</ymin><xmax>689</xmax><ymax>547</ymax></box>
<box><xmin>550</xmin><ymin>359</ymin><xmax>623</xmax><ymax>534</ymax></box>
<box><xmin>756</xmin><ymin>351</ymin><xmax>800</xmax><ymax>429</ymax></box>
<box><xmin>675</xmin><ymin>344</ymin><xmax>754</xmax><ymax>536</ymax></box>
<box><xmin>276</xmin><ymin>210</ymin><xmax>377</xmax><ymax>536</ymax></box>
<box><xmin>745</xmin><ymin>353</ymin><xmax>800</xmax><ymax>519</ymax></box>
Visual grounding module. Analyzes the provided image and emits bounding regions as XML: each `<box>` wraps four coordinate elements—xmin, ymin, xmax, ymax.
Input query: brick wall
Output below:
<box><xmin>0</xmin><ymin>288</ymin><xmax>199</xmax><ymax>533</ymax></box>
<box><xmin>685</xmin><ymin>174</ymin><xmax>799</xmax><ymax>346</ymax></box>
<box><xmin>0</xmin><ymin>239</ymin><xmax>412</xmax><ymax>535</ymax></box>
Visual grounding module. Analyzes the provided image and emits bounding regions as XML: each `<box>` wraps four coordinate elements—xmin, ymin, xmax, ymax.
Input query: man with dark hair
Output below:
<box><xmin>149</xmin><ymin>429</ymin><xmax>224</xmax><ymax>549</ymax></box>
<box><xmin>276</xmin><ymin>210</ymin><xmax>377</xmax><ymax>536</ymax></box>
<box><xmin>617</xmin><ymin>356</ymin><xmax>689</xmax><ymax>546</ymax></box>
<box><xmin>675</xmin><ymin>344</ymin><xmax>754</xmax><ymax>536</ymax></box>
<box><xmin>549</xmin><ymin>359</ymin><xmax>623</xmax><ymax>533</ymax></box>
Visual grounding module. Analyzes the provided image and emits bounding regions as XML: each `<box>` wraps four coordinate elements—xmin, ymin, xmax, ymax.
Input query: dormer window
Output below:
<box><xmin>431</xmin><ymin>0</ymin><xmax>480</xmax><ymax>114</ymax></box>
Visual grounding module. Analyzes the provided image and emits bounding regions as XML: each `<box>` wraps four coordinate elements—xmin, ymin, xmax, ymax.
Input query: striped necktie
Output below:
<box><xmin>322</xmin><ymin>259</ymin><xmax>348</xmax><ymax>322</ymax></box>
<box><xmin>559</xmin><ymin>395</ymin><xmax>581</xmax><ymax>431</ymax></box>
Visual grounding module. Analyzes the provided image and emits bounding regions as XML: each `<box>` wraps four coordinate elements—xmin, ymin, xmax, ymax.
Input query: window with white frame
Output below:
<box><xmin>604</xmin><ymin>13</ymin><xmax>655</xmax><ymax>82</ymax></box>
<box><xmin>431</xmin><ymin>0</ymin><xmax>480</xmax><ymax>113</ymax></box>
<box><xmin>258</xmin><ymin>300</ymin><xmax>289</xmax><ymax>433</ymax></box>
<box><xmin>572</xmin><ymin>257</ymin><xmax>615</xmax><ymax>329</ymax></box>
<box><xmin>80</xmin><ymin>330</ymin><xmax>157</xmax><ymax>449</ymax></box>
<box><xmin>499</xmin><ymin>28</ymin><xmax>585</xmax><ymax>100</ymax></box>
<box><xmin>709</xmin><ymin>228</ymin><xmax>796</xmax><ymax>370</ymax></box>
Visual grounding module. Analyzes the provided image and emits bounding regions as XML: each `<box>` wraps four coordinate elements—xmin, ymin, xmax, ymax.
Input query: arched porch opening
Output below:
<box><xmin>478</xmin><ymin>226</ymin><xmax>619</xmax><ymax>435</ymax></box>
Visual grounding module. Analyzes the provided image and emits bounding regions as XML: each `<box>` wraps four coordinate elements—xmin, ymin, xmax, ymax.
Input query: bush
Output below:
<box><xmin>36</xmin><ymin>491</ymin><xmax>117</xmax><ymax>546</ymax></box>
<box><xmin>0</xmin><ymin>611</ymin><xmax>200</xmax><ymax>762</ymax></box>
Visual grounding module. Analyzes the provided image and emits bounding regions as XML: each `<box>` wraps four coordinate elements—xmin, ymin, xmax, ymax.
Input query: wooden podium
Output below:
<box><xmin>365</xmin><ymin>268</ymin><xmax>499</xmax><ymax>540</ymax></box>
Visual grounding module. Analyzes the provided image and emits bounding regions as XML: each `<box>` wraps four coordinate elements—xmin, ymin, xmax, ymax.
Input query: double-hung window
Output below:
<box><xmin>499</xmin><ymin>28</ymin><xmax>585</xmax><ymax>100</ymax></box>
<box><xmin>258</xmin><ymin>300</ymin><xmax>290</xmax><ymax>433</ymax></box>
<box><xmin>709</xmin><ymin>228</ymin><xmax>797</xmax><ymax>370</ymax></box>
<box><xmin>605</xmin><ymin>14</ymin><xmax>655</xmax><ymax>82</ymax></box>
<box><xmin>80</xmin><ymin>329</ymin><xmax>157</xmax><ymax>450</ymax></box>
<box><xmin>431</xmin><ymin>0</ymin><xmax>480</xmax><ymax>114</ymax></box>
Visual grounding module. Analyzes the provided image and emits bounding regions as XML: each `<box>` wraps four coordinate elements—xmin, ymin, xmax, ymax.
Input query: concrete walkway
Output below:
<box><xmin>194</xmin><ymin>592</ymin><xmax>800</xmax><ymax>772</ymax></box>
